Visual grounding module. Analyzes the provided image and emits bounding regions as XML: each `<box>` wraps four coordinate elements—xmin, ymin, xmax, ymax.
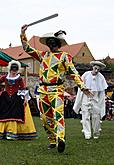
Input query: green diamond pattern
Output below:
<box><xmin>51</xmin><ymin>99</ymin><xmax>55</xmax><ymax>108</ymax></box>
<box><xmin>51</xmin><ymin>64</ymin><xmax>58</xmax><ymax>73</ymax></box>
<box><xmin>42</xmin><ymin>102</ymin><xmax>50</xmax><ymax>113</ymax></box>
<box><xmin>44</xmin><ymin>70</ymin><xmax>48</xmax><ymax>79</ymax></box>
<box><xmin>56</xmin><ymin>111</ymin><xmax>62</xmax><ymax>120</ymax></box>
<box><xmin>68</xmin><ymin>67</ymin><xmax>74</xmax><ymax>74</ymax></box>
<box><xmin>55</xmin><ymin>126</ymin><xmax>57</xmax><ymax>133</ymax></box>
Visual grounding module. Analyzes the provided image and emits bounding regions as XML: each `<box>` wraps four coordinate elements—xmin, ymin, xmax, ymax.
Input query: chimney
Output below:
<box><xmin>9</xmin><ymin>42</ymin><xmax>12</xmax><ymax>47</ymax></box>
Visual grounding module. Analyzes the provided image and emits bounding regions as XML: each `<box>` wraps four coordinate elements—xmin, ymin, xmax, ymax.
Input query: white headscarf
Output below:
<box><xmin>7</xmin><ymin>60</ymin><xmax>21</xmax><ymax>74</ymax></box>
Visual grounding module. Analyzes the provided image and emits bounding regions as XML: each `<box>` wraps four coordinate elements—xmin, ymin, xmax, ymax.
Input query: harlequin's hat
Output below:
<box><xmin>90</xmin><ymin>61</ymin><xmax>106</xmax><ymax>68</ymax></box>
<box><xmin>39</xmin><ymin>30</ymin><xmax>67</xmax><ymax>47</ymax></box>
<box><xmin>7</xmin><ymin>60</ymin><xmax>21</xmax><ymax>73</ymax></box>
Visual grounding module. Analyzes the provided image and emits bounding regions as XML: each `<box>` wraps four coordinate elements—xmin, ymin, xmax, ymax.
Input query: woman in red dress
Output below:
<box><xmin>0</xmin><ymin>60</ymin><xmax>38</xmax><ymax>140</ymax></box>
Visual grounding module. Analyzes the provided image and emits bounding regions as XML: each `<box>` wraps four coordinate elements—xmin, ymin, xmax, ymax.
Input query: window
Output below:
<box><xmin>82</xmin><ymin>52</ymin><xmax>85</xmax><ymax>56</ymax></box>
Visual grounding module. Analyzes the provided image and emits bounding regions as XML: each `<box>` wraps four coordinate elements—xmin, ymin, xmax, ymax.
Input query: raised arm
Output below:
<box><xmin>20</xmin><ymin>25</ymin><xmax>42</xmax><ymax>62</ymax></box>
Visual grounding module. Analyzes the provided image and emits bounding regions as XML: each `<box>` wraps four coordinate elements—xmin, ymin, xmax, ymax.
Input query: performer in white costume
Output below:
<box><xmin>73</xmin><ymin>61</ymin><xmax>108</xmax><ymax>139</ymax></box>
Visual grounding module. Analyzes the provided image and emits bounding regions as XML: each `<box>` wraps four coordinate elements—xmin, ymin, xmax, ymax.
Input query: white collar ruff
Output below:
<box><xmin>6</xmin><ymin>74</ymin><xmax>20</xmax><ymax>80</ymax></box>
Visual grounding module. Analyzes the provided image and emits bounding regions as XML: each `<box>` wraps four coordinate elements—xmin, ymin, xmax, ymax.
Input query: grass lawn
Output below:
<box><xmin>0</xmin><ymin>117</ymin><xmax>114</xmax><ymax>165</ymax></box>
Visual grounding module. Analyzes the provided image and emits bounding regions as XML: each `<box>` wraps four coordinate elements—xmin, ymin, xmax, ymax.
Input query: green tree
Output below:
<box><xmin>102</xmin><ymin>59</ymin><xmax>114</xmax><ymax>75</ymax></box>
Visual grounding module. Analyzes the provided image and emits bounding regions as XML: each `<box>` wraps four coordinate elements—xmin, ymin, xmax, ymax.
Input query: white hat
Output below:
<box><xmin>7</xmin><ymin>60</ymin><xmax>21</xmax><ymax>74</ymax></box>
<box><xmin>90</xmin><ymin>61</ymin><xmax>106</xmax><ymax>68</ymax></box>
<box><xmin>39</xmin><ymin>30</ymin><xmax>67</xmax><ymax>47</ymax></box>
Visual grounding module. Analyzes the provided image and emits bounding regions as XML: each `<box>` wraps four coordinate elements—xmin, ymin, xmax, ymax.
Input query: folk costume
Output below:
<box><xmin>20</xmin><ymin>30</ymin><xmax>85</xmax><ymax>152</ymax></box>
<box><xmin>73</xmin><ymin>61</ymin><xmax>108</xmax><ymax>139</ymax></box>
<box><xmin>0</xmin><ymin>60</ymin><xmax>37</xmax><ymax>140</ymax></box>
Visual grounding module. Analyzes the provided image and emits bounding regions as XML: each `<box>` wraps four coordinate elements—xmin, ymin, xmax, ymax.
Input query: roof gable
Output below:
<box><xmin>61</xmin><ymin>42</ymin><xmax>85</xmax><ymax>56</ymax></box>
<box><xmin>0</xmin><ymin>36</ymin><xmax>91</xmax><ymax>59</ymax></box>
<box><xmin>1</xmin><ymin>36</ymin><xmax>49</xmax><ymax>60</ymax></box>
<box><xmin>1</xmin><ymin>46</ymin><xmax>29</xmax><ymax>60</ymax></box>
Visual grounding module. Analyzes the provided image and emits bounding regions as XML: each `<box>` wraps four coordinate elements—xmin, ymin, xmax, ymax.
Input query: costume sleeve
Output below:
<box><xmin>98</xmin><ymin>91</ymin><xmax>106</xmax><ymax>118</ymax></box>
<box><xmin>0</xmin><ymin>75</ymin><xmax>6</xmax><ymax>83</ymax></box>
<box><xmin>20</xmin><ymin>33</ymin><xmax>42</xmax><ymax>62</ymax></box>
<box><xmin>73</xmin><ymin>88</ymin><xmax>83</xmax><ymax>113</ymax></box>
<box><xmin>64</xmin><ymin>53</ymin><xmax>85</xmax><ymax>90</ymax></box>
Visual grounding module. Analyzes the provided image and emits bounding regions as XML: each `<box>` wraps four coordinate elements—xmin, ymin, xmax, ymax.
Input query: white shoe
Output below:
<box><xmin>85</xmin><ymin>136</ymin><xmax>91</xmax><ymax>140</ymax></box>
<box><xmin>80</xmin><ymin>120</ymin><xmax>83</xmax><ymax>124</ymax></box>
<box><xmin>81</xmin><ymin>129</ymin><xmax>84</xmax><ymax>133</ymax></box>
<box><xmin>99</xmin><ymin>128</ymin><xmax>102</xmax><ymax>132</ymax></box>
<box><xmin>93</xmin><ymin>136</ymin><xmax>99</xmax><ymax>139</ymax></box>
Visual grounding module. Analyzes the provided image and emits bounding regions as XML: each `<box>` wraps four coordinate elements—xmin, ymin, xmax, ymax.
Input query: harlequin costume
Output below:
<box><xmin>0</xmin><ymin>60</ymin><xmax>37</xmax><ymax>140</ymax></box>
<box><xmin>20</xmin><ymin>30</ymin><xmax>85</xmax><ymax>152</ymax></box>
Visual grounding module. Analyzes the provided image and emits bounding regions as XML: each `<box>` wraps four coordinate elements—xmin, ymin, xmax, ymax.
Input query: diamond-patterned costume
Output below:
<box><xmin>21</xmin><ymin>34</ymin><xmax>85</xmax><ymax>144</ymax></box>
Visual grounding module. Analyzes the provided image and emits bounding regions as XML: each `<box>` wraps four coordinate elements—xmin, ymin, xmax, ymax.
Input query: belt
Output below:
<box><xmin>40</xmin><ymin>82</ymin><xmax>63</xmax><ymax>86</ymax></box>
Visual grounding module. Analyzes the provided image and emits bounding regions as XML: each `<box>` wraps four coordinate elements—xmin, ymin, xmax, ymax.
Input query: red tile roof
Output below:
<box><xmin>0</xmin><ymin>36</ymin><xmax>85</xmax><ymax>59</ymax></box>
<box><xmin>61</xmin><ymin>42</ymin><xmax>85</xmax><ymax>56</ymax></box>
<box><xmin>1</xmin><ymin>46</ymin><xmax>28</xmax><ymax>60</ymax></box>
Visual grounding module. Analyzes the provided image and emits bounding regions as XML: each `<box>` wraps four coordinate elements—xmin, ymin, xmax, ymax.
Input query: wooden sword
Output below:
<box><xmin>27</xmin><ymin>13</ymin><xmax>58</xmax><ymax>27</ymax></box>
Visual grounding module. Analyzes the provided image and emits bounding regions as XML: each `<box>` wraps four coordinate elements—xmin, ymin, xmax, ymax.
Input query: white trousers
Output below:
<box><xmin>81</xmin><ymin>100</ymin><xmax>101</xmax><ymax>138</ymax></box>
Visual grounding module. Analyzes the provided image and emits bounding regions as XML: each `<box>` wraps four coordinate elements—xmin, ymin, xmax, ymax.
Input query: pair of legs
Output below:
<box><xmin>81</xmin><ymin>103</ymin><xmax>101</xmax><ymax>139</ymax></box>
<box><xmin>39</xmin><ymin>92</ymin><xmax>65</xmax><ymax>152</ymax></box>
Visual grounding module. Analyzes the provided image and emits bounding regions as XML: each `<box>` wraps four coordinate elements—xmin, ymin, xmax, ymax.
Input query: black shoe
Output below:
<box><xmin>58</xmin><ymin>139</ymin><xmax>65</xmax><ymax>153</ymax></box>
<box><xmin>48</xmin><ymin>144</ymin><xmax>56</xmax><ymax>150</ymax></box>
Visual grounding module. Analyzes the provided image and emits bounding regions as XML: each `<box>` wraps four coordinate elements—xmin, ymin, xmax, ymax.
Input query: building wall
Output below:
<box><xmin>106</xmin><ymin>59</ymin><xmax>114</xmax><ymax>64</ymax></box>
<box><xmin>73</xmin><ymin>44</ymin><xmax>95</xmax><ymax>64</ymax></box>
<box><xmin>19</xmin><ymin>58</ymin><xmax>40</xmax><ymax>74</ymax></box>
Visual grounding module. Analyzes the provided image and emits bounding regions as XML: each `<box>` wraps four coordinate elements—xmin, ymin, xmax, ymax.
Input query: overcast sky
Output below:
<box><xmin>0</xmin><ymin>0</ymin><xmax>114</xmax><ymax>59</ymax></box>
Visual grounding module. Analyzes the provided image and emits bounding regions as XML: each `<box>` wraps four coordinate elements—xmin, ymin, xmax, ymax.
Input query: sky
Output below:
<box><xmin>0</xmin><ymin>0</ymin><xmax>114</xmax><ymax>60</ymax></box>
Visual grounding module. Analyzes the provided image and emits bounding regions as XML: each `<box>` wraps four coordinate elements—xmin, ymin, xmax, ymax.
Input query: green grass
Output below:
<box><xmin>0</xmin><ymin>117</ymin><xmax>114</xmax><ymax>165</ymax></box>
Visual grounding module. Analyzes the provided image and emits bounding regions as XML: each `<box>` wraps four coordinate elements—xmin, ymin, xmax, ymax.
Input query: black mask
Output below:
<box><xmin>46</xmin><ymin>38</ymin><xmax>61</xmax><ymax>49</ymax></box>
<box><xmin>10</xmin><ymin>64</ymin><xmax>18</xmax><ymax>71</ymax></box>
